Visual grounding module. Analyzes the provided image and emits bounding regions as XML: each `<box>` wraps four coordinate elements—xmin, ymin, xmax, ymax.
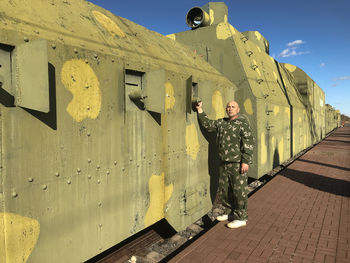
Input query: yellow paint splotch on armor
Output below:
<box><xmin>278</xmin><ymin>138</ymin><xmax>284</xmax><ymax>161</ymax></box>
<box><xmin>166</xmin><ymin>34</ymin><xmax>176</xmax><ymax>40</ymax></box>
<box><xmin>271</xmin><ymin>136</ymin><xmax>275</xmax><ymax>152</ymax></box>
<box><xmin>209</xmin><ymin>9</ymin><xmax>214</xmax><ymax>25</ymax></box>
<box><xmin>243</xmin><ymin>98</ymin><xmax>253</xmax><ymax>115</ymax></box>
<box><xmin>320</xmin><ymin>98</ymin><xmax>324</xmax><ymax>107</ymax></box>
<box><xmin>254</xmin><ymin>31</ymin><xmax>262</xmax><ymax>40</ymax></box>
<box><xmin>229</xmin><ymin>25</ymin><xmax>236</xmax><ymax>35</ymax></box>
<box><xmin>0</xmin><ymin>213</ymin><xmax>40</xmax><ymax>263</ymax></box>
<box><xmin>256</xmin><ymin>68</ymin><xmax>262</xmax><ymax>76</ymax></box>
<box><xmin>165</xmin><ymin>81</ymin><xmax>175</xmax><ymax>110</ymax></box>
<box><xmin>284</xmin><ymin>63</ymin><xmax>296</xmax><ymax>72</ymax></box>
<box><xmin>92</xmin><ymin>11</ymin><xmax>126</xmax><ymax>38</ymax></box>
<box><xmin>252</xmin><ymin>59</ymin><xmax>261</xmax><ymax>76</ymax></box>
<box><xmin>298</xmin><ymin>117</ymin><xmax>302</xmax><ymax>123</ymax></box>
<box><xmin>224</xmin><ymin>14</ymin><xmax>228</xmax><ymax>23</ymax></box>
<box><xmin>273</xmin><ymin>72</ymin><xmax>278</xmax><ymax>81</ymax></box>
<box><xmin>285</xmin><ymin>107</ymin><xmax>290</xmax><ymax>121</ymax></box>
<box><xmin>260</xmin><ymin>133</ymin><xmax>267</xmax><ymax>164</ymax></box>
<box><xmin>257</xmin><ymin>46</ymin><xmax>261</xmax><ymax>53</ymax></box>
<box><xmin>216</xmin><ymin>22</ymin><xmax>235</xmax><ymax>39</ymax></box>
<box><xmin>144</xmin><ymin>173</ymin><xmax>173</xmax><ymax>227</ymax></box>
<box><xmin>273</xmin><ymin>106</ymin><xmax>279</xmax><ymax>116</ymax></box>
<box><xmin>61</xmin><ymin>59</ymin><xmax>102</xmax><ymax>122</ymax></box>
<box><xmin>270</xmin><ymin>56</ymin><xmax>275</xmax><ymax>63</ymax></box>
<box><xmin>185</xmin><ymin>124</ymin><xmax>200</xmax><ymax>160</ymax></box>
<box><xmin>212</xmin><ymin>90</ymin><xmax>225</xmax><ymax>119</ymax></box>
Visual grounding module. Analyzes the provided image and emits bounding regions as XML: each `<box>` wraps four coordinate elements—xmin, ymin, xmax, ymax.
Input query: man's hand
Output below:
<box><xmin>241</xmin><ymin>163</ymin><xmax>249</xmax><ymax>174</ymax></box>
<box><xmin>196</xmin><ymin>101</ymin><xmax>203</xmax><ymax>113</ymax></box>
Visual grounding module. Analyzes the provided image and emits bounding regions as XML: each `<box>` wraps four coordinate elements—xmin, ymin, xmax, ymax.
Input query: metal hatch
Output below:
<box><xmin>12</xmin><ymin>39</ymin><xmax>49</xmax><ymax>113</ymax></box>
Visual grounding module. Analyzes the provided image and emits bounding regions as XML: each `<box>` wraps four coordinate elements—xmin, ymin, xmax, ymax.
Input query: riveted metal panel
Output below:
<box><xmin>12</xmin><ymin>39</ymin><xmax>49</xmax><ymax>113</ymax></box>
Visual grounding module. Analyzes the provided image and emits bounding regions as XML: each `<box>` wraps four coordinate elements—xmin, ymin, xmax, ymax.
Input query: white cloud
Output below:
<box><xmin>278</xmin><ymin>39</ymin><xmax>310</xmax><ymax>58</ymax></box>
<box><xmin>333</xmin><ymin>76</ymin><xmax>350</xmax><ymax>81</ymax></box>
<box><xmin>279</xmin><ymin>48</ymin><xmax>291</xmax><ymax>57</ymax></box>
<box><xmin>279</xmin><ymin>48</ymin><xmax>310</xmax><ymax>58</ymax></box>
<box><xmin>320</xmin><ymin>63</ymin><xmax>325</xmax><ymax>67</ymax></box>
<box><xmin>331</xmin><ymin>75</ymin><xmax>350</xmax><ymax>88</ymax></box>
<box><xmin>287</xmin><ymin>40</ymin><xmax>305</xmax><ymax>47</ymax></box>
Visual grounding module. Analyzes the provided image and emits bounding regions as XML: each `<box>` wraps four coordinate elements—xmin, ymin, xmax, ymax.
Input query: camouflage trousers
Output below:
<box><xmin>218</xmin><ymin>162</ymin><xmax>248</xmax><ymax>220</ymax></box>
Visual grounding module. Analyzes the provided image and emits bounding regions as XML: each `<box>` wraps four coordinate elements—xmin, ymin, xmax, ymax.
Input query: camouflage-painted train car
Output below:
<box><xmin>325</xmin><ymin>105</ymin><xmax>341</xmax><ymax>133</ymax></box>
<box><xmin>283</xmin><ymin>64</ymin><xmax>326</xmax><ymax>143</ymax></box>
<box><xmin>171</xmin><ymin>3</ymin><xmax>328</xmax><ymax>179</ymax></box>
<box><xmin>325</xmin><ymin>104</ymin><xmax>334</xmax><ymax>134</ymax></box>
<box><xmin>335</xmin><ymin>110</ymin><xmax>341</xmax><ymax>128</ymax></box>
<box><xmin>0</xmin><ymin>1</ymin><xmax>340</xmax><ymax>262</ymax></box>
<box><xmin>0</xmin><ymin>0</ymin><xmax>236</xmax><ymax>262</ymax></box>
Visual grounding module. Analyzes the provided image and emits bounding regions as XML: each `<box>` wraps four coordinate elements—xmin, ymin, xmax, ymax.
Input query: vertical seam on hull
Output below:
<box><xmin>0</xmin><ymin>106</ymin><xmax>7</xmax><ymax>263</ymax></box>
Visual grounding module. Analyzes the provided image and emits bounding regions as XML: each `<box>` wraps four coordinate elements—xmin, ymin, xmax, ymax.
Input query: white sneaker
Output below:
<box><xmin>216</xmin><ymin>214</ymin><xmax>228</xmax><ymax>221</ymax></box>
<box><xmin>227</xmin><ymin>220</ymin><xmax>247</xmax><ymax>229</ymax></box>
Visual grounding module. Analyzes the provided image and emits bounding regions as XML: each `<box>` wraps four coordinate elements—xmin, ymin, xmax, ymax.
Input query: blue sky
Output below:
<box><xmin>89</xmin><ymin>0</ymin><xmax>350</xmax><ymax>116</ymax></box>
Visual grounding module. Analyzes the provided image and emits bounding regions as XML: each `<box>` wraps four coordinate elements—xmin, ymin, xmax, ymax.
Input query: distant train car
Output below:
<box><xmin>0</xmin><ymin>1</ymin><xmax>341</xmax><ymax>262</ymax></box>
<box><xmin>335</xmin><ymin>110</ymin><xmax>341</xmax><ymax>128</ymax></box>
<box><xmin>325</xmin><ymin>105</ymin><xmax>340</xmax><ymax>133</ymax></box>
<box><xmin>326</xmin><ymin>104</ymin><xmax>334</xmax><ymax>133</ymax></box>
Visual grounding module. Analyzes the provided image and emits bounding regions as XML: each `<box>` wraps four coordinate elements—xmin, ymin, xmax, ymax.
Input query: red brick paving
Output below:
<box><xmin>170</xmin><ymin>125</ymin><xmax>350</xmax><ymax>263</ymax></box>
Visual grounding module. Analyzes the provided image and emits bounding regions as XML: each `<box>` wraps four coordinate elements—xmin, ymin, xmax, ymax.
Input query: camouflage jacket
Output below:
<box><xmin>198</xmin><ymin>112</ymin><xmax>254</xmax><ymax>164</ymax></box>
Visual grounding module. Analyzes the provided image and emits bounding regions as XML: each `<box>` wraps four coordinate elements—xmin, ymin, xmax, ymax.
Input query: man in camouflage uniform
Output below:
<box><xmin>196</xmin><ymin>100</ymin><xmax>254</xmax><ymax>228</ymax></box>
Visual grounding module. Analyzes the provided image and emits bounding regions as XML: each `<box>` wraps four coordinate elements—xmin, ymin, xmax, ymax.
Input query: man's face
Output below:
<box><xmin>226</xmin><ymin>101</ymin><xmax>240</xmax><ymax>119</ymax></box>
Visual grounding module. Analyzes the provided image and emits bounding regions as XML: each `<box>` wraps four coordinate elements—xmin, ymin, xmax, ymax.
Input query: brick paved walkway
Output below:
<box><xmin>170</xmin><ymin>125</ymin><xmax>350</xmax><ymax>263</ymax></box>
